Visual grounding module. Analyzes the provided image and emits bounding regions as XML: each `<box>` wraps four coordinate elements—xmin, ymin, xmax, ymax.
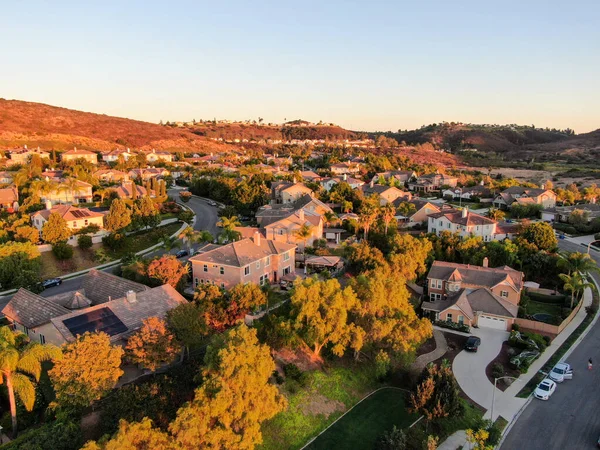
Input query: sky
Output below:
<box><xmin>1</xmin><ymin>0</ymin><xmax>599</xmax><ymax>133</ymax></box>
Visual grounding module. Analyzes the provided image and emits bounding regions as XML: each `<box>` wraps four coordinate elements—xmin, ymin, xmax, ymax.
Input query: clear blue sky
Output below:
<box><xmin>2</xmin><ymin>0</ymin><xmax>598</xmax><ymax>132</ymax></box>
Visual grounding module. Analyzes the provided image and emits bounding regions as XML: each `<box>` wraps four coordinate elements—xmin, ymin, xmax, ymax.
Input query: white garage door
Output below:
<box><xmin>478</xmin><ymin>315</ymin><xmax>507</xmax><ymax>330</ymax></box>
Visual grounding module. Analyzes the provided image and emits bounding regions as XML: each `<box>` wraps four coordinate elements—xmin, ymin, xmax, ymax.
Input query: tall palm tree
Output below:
<box><xmin>294</xmin><ymin>223</ymin><xmax>313</xmax><ymax>257</ymax></box>
<box><xmin>160</xmin><ymin>235</ymin><xmax>182</xmax><ymax>252</ymax></box>
<box><xmin>558</xmin><ymin>252</ymin><xmax>599</xmax><ymax>276</ymax></box>
<box><xmin>62</xmin><ymin>177</ymin><xmax>85</xmax><ymax>204</ymax></box>
<box><xmin>0</xmin><ymin>326</ymin><xmax>61</xmax><ymax>436</ymax></box>
<box><xmin>27</xmin><ymin>178</ymin><xmax>57</xmax><ymax>202</ymax></box>
<box><xmin>559</xmin><ymin>272</ymin><xmax>593</xmax><ymax>309</ymax></box>
<box><xmin>217</xmin><ymin>216</ymin><xmax>241</xmax><ymax>243</ymax></box>
<box><xmin>358</xmin><ymin>205</ymin><xmax>378</xmax><ymax>241</ymax></box>
<box><xmin>380</xmin><ymin>203</ymin><xmax>396</xmax><ymax>235</ymax></box>
<box><xmin>179</xmin><ymin>227</ymin><xmax>212</xmax><ymax>253</ymax></box>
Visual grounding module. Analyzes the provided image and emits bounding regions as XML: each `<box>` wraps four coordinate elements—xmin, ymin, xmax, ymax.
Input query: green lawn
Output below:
<box><xmin>526</xmin><ymin>301</ymin><xmax>562</xmax><ymax>317</ymax></box>
<box><xmin>305</xmin><ymin>388</ymin><xmax>417</xmax><ymax>450</ymax></box>
<box><xmin>40</xmin><ymin>246</ymin><xmax>101</xmax><ymax>278</ymax></box>
<box><xmin>105</xmin><ymin>223</ymin><xmax>183</xmax><ymax>259</ymax></box>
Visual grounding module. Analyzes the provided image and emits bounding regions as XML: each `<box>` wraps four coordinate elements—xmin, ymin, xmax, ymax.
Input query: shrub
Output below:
<box><xmin>434</xmin><ymin>320</ymin><xmax>470</xmax><ymax>333</ymax></box>
<box><xmin>376</xmin><ymin>426</ymin><xmax>407</xmax><ymax>450</ymax></box>
<box><xmin>272</xmin><ymin>370</ymin><xmax>284</xmax><ymax>385</ymax></box>
<box><xmin>179</xmin><ymin>191</ymin><xmax>192</xmax><ymax>203</ymax></box>
<box><xmin>492</xmin><ymin>363</ymin><xmax>504</xmax><ymax>379</ymax></box>
<box><xmin>542</xmin><ymin>335</ymin><xmax>551</xmax><ymax>346</ymax></box>
<box><xmin>553</xmin><ymin>223</ymin><xmax>577</xmax><ymax>235</ymax></box>
<box><xmin>52</xmin><ymin>242</ymin><xmax>74</xmax><ymax>260</ymax></box>
<box><xmin>512</xmin><ymin>323</ymin><xmax>520</xmax><ymax>332</ymax></box>
<box><xmin>486</xmin><ymin>420</ymin><xmax>504</xmax><ymax>446</ymax></box>
<box><xmin>1</xmin><ymin>419</ymin><xmax>83</xmax><ymax>450</ymax></box>
<box><xmin>283</xmin><ymin>363</ymin><xmax>306</xmax><ymax>386</ymax></box>
<box><xmin>77</xmin><ymin>234</ymin><xmax>93</xmax><ymax>251</ymax></box>
<box><xmin>561</xmin><ymin>307</ymin><xmax>572</xmax><ymax>319</ymax></box>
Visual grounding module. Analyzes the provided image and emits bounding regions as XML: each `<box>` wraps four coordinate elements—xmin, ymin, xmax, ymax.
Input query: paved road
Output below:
<box><xmin>0</xmin><ymin>192</ymin><xmax>220</xmax><ymax>310</ymax></box>
<box><xmin>501</xmin><ymin>239</ymin><xmax>600</xmax><ymax>450</ymax></box>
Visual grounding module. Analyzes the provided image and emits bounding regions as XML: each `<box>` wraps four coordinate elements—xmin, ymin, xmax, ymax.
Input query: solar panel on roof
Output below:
<box><xmin>63</xmin><ymin>307</ymin><xmax>127</xmax><ymax>337</ymax></box>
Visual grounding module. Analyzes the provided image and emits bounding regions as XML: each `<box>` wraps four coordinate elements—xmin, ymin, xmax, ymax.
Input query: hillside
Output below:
<box><xmin>187</xmin><ymin>120</ymin><xmax>359</xmax><ymax>141</ymax></box>
<box><xmin>0</xmin><ymin>99</ymin><xmax>235</xmax><ymax>153</ymax></box>
<box><xmin>369</xmin><ymin>123</ymin><xmax>600</xmax><ymax>166</ymax></box>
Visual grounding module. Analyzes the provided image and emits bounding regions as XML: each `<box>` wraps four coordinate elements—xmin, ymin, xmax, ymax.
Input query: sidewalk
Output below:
<box><xmin>411</xmin><ymin>329</ymin><xmax>448</xmax><ymax>373</ymax></box>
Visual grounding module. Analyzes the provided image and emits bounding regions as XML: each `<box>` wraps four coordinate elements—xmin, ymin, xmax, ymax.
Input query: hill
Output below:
<box><xmin>187</xmin><ymin>120</ymin><xmax>358</xmax><ymax>141</ymax></box>
<box><xmin>0</xmin><ymin>99</ymin><xmax>235</xmax><ymax>153</ymax></box>
<box><xmin>369</xmin><ymin>123</ymin><xmax>600</xmax><ymax>166</ymax></box>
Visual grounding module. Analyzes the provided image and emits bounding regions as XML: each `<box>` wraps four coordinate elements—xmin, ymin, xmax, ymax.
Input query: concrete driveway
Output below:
<box><xmin>452</xmin><ymin>328</ymin><xmax>514</xmax><ymax>413</ymax></box>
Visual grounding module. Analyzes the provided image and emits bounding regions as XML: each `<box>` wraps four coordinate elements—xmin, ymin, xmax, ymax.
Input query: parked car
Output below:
<box><xmin>464</xmin><ymin>336</ymin><xmax>481</xmax><ymax>352</ymax></box>
<box><xmin>41</xmin><ymin>278</ymin><xmax>62</xmax><ymax>289</ymax></box>
<box><xmin>534</xmin><ymin>379</ymin><xmax>556</xmax><ymax>400</ymax></box>
<box><xmin>175</xmin><ymin>250</ymin><xmax>189</xmax><ymax>258</ymax></box>
<box><xmin>549</xmin><ymin>362</ymin><xmax>573</xmax><ymax>383</ymax></box>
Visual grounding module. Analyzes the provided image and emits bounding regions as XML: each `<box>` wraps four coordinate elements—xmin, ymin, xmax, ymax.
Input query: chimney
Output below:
<box><xmin>298</xmin><ymin>209</ymin><xmax>305</xmax><ymax>221</ymax></box>
<box><xmin>45</xmin><ymin>200</ymin><xmax>52</xmax><ymax>210</ymax></box>
<box><xmin>461</xmin><ymin>207</ymin><xmax>468</xmax><ymax>218</ymax></box>
<box><xmin>370</xmin><ymin>179</ymin><xmax>374</xmax><ymax>188</ymax></box>
<box><xmin>343</xmin><ymin>173</ymin><xmax>347</xmax><ymax>181</ymax></box>
<box><xmin>253</xmin><ymin>231</ymin><xmax>261</xmax><ymax>246</ymax></box>
<box><xmin>126</xmin><ymin>290</ymin><xmax>136</xmax><ymax>303</ymax></box>
<box><xmin>24</xmin><ymin>144</ymin><xmax>28</xmax><ymax>149</ymax></box>
<box><xmin>127</xmin><ymin>148</ymin><xmax>130</xmax><ymax>153</ymax></box>
<box><xmin>482</xmin><ymin>257</ymin><xmax>489</xmax><ymax>268</ymax></box>
<box><xmin>293</xmin><ymin>176</ymin><xmax>297</xmax><ymax>184</ymax></box>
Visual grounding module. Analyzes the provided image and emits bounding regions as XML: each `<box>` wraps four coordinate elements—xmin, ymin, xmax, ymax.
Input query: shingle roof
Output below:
<box><xmin>82</xmin><ymin>269</ymin><xmax>149</xmax><ymax>305</ymax></box>
<box><xmin>428</xmin><ymin>261</ymin><xmax>523</xmax><ymax>292</ymax></box>
<box><xmin>33</xmin><ymin>205</ymin><xmax>105</xmax><ymax>222</ymax></box>
<box><xmin>0</xmin><ymin>187</ymin><xmax>18</xmax><ymax>205</ymax></box>
<box><xmin>2</xmin><ymin>289</ymin><xmax>70</xmax><ymax>328</ymax></box>
<box><xmin>466</xmin><ymin>288</ymin><xmax>519</xmax><ymax>318</ymax></box>
<box><xmin>189</xmin><ymin>237</ymin><xmax>295</xmax><ymax>267</ymax></box>
<box><xmin>50</xmin><ymin>284</ymin><xmax>187</xmax><ymax>342</ymax></box>
<box><xmin>427</xmin><ymin>209</ymin><xmax>497</xmax><ymax>226</ymax></box>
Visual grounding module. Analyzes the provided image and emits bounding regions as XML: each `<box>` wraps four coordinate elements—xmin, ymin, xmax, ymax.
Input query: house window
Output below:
<box><xmin>436</xmin><ymin>280</ymin><xmax>442</xmax><ymax>289</ymax></box>
<box><xmin>430</xmin><ymin>279</ymin><xmax>436</xmax><ymax>288</ymax></box>
<box><xmin>501</xmin><ymin>291</ymin><xmax>509</xmax><ymax>298</ymax></box>
<box><xmin>203</xmin><ymin>264</ymin><xmax>208</xmax><ymax>272</ymax></box>
<box><xmin>266</xmin><ymin>256</ymin><xmax>271</xmax><ymax>266</ymax></box>
<box><xmin>283</xmin><ymin>252</ymin><xmax>290</xmax><ymax>261</ymax></box>
<box><xmin>458</xmin><ymin>316</ymin><xmax>464</xmax><ymax>324</ymax></box>
<box><xmin>278</xmin><ymin>229</ymin><xmax>284</xmax><ymax>235</ymax></box>
<box><xmin>256</xmin><ymin>261</ymin><xmax>260</xmax><ymax>269</ymax></box>
<box><xmin>194</xmin><ymin>278</ymin><xmax>199</xmax><ymax>287</ymax></box>
<box><xmin>220</xmin><ymin>283</ymin><xmax>225</xmax><ymax>289</ymax></box>
<box><xmin>220</xmin><ymin>267</ymin><xmax>224</xmax><ymax>275</ymax></box>
<box><xmin>244</xmin><ymin>266</ymin><xmax>250</xmax><ymax>276</ymax></box>
<box><xmin>446</xmin><ymin>313</ymin><xmax>453</xmax><ymax>322</ymax></box>
<box><xmin>40</xmin><ymin>335</ymin><xmax>45</xmax><ymax>344</ymax></box>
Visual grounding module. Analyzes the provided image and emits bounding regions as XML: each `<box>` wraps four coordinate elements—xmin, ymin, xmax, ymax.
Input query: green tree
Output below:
<box><xmin>105</xmin><ymin>199</ymin><xmax>132</xmax><ymax>233</ymax></box>
<box><xmin>166</xmin><ymin>302</ymin><xmax>208</xmax><ymax>357</ymax></box>
<box><xmin>229</xmin><ymin>282</ymin><xmax>268</xmax><ymax>312</ymax></box>
<box><xmin>52</xmin><ymin>241</ymin><xmax>74</xmax><ymax>260</ymax></box>
<box><xmin>558</xmin><ymin>252</ymin><xmax>599</xmax><ymax>276</ymax></box>
<box><xmin>42</xmin><ymin>212</ymin><xmax>71</xmax><ymax>244</ymax></box>
<box><xmin>521</xmin><ymin>222</ymin><xmax>558</xmax><ymax>252</ymax></box>
<box><xmin>559</xmin><ymin>272</ymin><xmax>593</xmax><ymax>309</ymax></box>
<box><xmin>294</xmin><ymin>223</ymin><xmax>313</xmax><ymax>255</ymax></box>
<box><xmin>380</xmin><ymin>203</ymin><xmax>397</xmax><ymax>235</ymax></box>
<box><xmin>49</xmin><ymin>332</ymin><xmax>124</xmax><ymax>411</ymax></box>
<box><xmin>0</xmin><ymin>326</ymin><xmax>61</xmax><ymax>436</ymax></box>
<box><xmin>134</xmin><ymin>196</ymin><xmax>161</xmax><ymax>229</ymax></box>
<box><xmin>170</xmin><ymin>325</ymin><xmax>287</xmax><ymax>449</ymax></box>
<box><xmin>217</xmin><ymin>215</ymin><xmax>241</xmax><ymax>243</ymax></box>
<box><xmin>389</xmin><ymin>234</ymin><xmax>433</xmax><ymax>281</ymax></box>
<box><xmin>77</xmin><ymin>234</ymin><xmax>93</xmax><ymax>251</ymax></box>
<box><xmin>0</xmin><ymin>242</ymin><xmax>41</xmax><ymax>290</ymax></box>
<box><xmin>487</xmin><ymin>207</ymin><xmax>505</xmax><ymax>221</ymax></box>
<box><xmin>289</xmin><ymin>277</ymin><xmax>363</xmax><ymax>360</ymax></box>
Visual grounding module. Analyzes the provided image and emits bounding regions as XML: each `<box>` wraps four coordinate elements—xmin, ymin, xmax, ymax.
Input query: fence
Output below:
<box><xmin>515</xmin><ymin>294</ymin><xmax>585</xmax><ymax>335</ymax></box>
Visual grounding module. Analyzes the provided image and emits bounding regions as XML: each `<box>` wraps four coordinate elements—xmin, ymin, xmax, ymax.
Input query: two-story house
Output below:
<box><xmin>421</xmin><ymin>259</ymin><xmax>524</xmax><ymax>331</ymax></box>
<box><xmin>32</xmin><ymin>204</ymin><xmax>106</xmax><ymax>235</ymax></box>
<box><xmin>271</xmin><ymin>181</ymin><xmax>314</xmax><ymax>204</ymax></box>
<box><xmin>189</xmin><ymin>233</ymin><xmax>296</xmax><ymax>289</ymax></box>
<box><xmin>128</xmin><ymin>168</ymin><xmax>170</xmax><ymax>181</ymax></box>
<box><xmin>331</xmin><ymin>162</ymin><xmax>361</xmax><ymax>175</ymax></box>
<box><xmin>264</xmin><ymin>209</ymin><xmax>323</xmax><ymax>250</ymax></box>
<box><xmin>493</xmin><ymin>187</ymin><xmax>556</xmax><ymax>210</ymax></box>
<box><xmin>8</xmin><ymin>146</ymin><xmax>50</xmax><ymax>166</ymax></box>
<box><xmin>427</xmin><ymin>208</ymin><xmax>516</xmax><ymax>242</ymax></box>
<box><xmin>408</xmin><ymin>173</ymin><xmax>459</xmax><ymax>193</ymax></box>
<box><xmin>395</xmin><ymin>198</ymin><xmax>440</xmax><ymax>226</ymax></box>
<box><xmin>320</xmin><ymin>174</ymin><xmax>364</xmax><ymax>191</ymax></box>
<box><xmin>145</xmin><ymin>149</ymin><xmax>173</xmax><ymax>163</ymax></box>
<box><xmin>359</xmin><ymin>181</ymin><xmax>412</xmax><ymax>205</ymax></box>
<box><xmin>101</xmin><ymin>148</ymin><xmax>137</xmax><ymax>163</ymax></box>
<box><xmin>42</xmin><ymin>179</ymin><xmax>94</xmax><ymax>204</ymax></box>
<box><xmin>61</xmin><ymin>148</ymin><xmax>98</xmax><ymax>165</ymax></box>
<box><xmin>93</xmin><ymin>169</ymin><xmax>130</xmax><ymax>183</ymax></box>
<box><xmin>372</xmin><ymin>170</ymin><xmax>416</xmax><ymax>186</ymax></box>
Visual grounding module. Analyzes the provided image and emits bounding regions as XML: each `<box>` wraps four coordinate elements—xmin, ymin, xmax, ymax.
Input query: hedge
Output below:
<box><xmin>434</xmin><ymin>320</ymin><xmax>470</xmax><ymax>333</ymax></box>
<box><xmin>527</xmin><ymin>291</ymin><xmax>566</xmax><ymax>304</ymax></box>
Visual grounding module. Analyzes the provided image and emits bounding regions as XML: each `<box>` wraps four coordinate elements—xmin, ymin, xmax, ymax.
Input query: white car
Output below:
<box><xmin>534</xmin><ymin>379</ymin><xmax>556</xmax><ymax>400</ymax></box>
<box><xmin>549</xmin><ymin>362</ymin><xmax>573</xmax><ymax>383</ymax></box>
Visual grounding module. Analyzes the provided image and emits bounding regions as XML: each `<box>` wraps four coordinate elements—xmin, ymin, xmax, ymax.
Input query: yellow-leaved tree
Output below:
<box><xmin>49</xmin><ymin>332</ymin><xmax>124</xmax><ymax>411</ymax></box>
<box><xmin>82</xmin><ymin>417</ymin><xmax>174</xmax><ymax>450</ymax></box>
<box><xmin>289</xmin><ymin>277</ymin><xmax>364</xmax><ymax>360</ymax></box>
<box><xmin>126</xmin><ymin>317</ymin><xmax>180</xmax><ymax>371</ymax></box>
<box><xmin>169</xmin><ymin>324</ymin><xmax>287</xmax><ymax>449</ymax></box>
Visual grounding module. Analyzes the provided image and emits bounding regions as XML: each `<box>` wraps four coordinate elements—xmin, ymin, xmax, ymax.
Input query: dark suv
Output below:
<box><xmin>464</xmin><ymin>336</ymin><xmax>481</xmax><ymax>352</ymax></box>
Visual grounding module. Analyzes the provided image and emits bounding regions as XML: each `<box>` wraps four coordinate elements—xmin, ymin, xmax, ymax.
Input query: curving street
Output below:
<box><xmin>501</xmin><ymin>238</ymin><xmax>600</xmax><ymax>450</ymax></box>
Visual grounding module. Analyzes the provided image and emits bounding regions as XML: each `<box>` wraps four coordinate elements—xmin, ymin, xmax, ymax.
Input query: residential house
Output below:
<box><xmin>61</xmin><ymin>148</ymin><xmax>98</xmax><ymax>164</ymax></box>
<box><xmin>359</xmin><ymin>181</ymin><xmax>412</xmax><ymax>205</ymax></box>
<box><xmin>541</xmin><ymin>203</ymin><xmax>600</xmax><ymax>223</ymax></box>
<box><xmin>331</xmin><ymin>162</ymin><xmax>361</xmax><ymax>175</ymax></box>
<box><xmin>493</xmin><ymin>187</ymin><xmax>557</xmax><ymax>210</ymax></box>
<box><xmin>0</xmin><ymin>187</ymin><xmax>18</xmax><ymax>210</ymax></box>
<box><xmin>421</xmin><ymin>259</ymin><xmax>524</xmax><ymax>331</ymax></box>
<box><xmin>442</xmin><ymin>184</ymin><xmax>492</xmax><ymax>200</ymax></box>
<box><xmin>146</xmin><ymin>149</ymin><xmax>173</xmax><ymax>163</ymax></box>
<box><xmin>320</xmin><ymin>174</ymin><xmax>364</xmax><ymax>191</ymax></box>
<box><xmin>271</xmin><ymin>181</ymin><xmax>314</xmax><ymax>204</ymax></box>
<box><xmin>94</xmin><ymin>169</ymin><xmax>130</xmax><ymax>183</ymax></box>
<box><xmin>408</xmin><ymin>173</ymin><xmax>459</xmax><ymax>193</ymax></box>
<box><xmin>256</xmin><ymin>194</ymin><xmax>333</xmax><ymax>227</ymax></box>
<box><xmin>395</xmin><ymin>198</ymin><xmax>440</xmax><ymax>226</ymax></box>
<box><xmin>114</xmin><ymin>181</ymin><xmax>153</xmax><ymax>199</ymax></box>
<box><xmin>8</xmin><ymin>146</ymin><xmax>50</xmax><ymax>166</ymax></box>
<box><xmin>0</xmin><ymin>171</ymin><xmax>15</xmax><ymax>185</ymax></box>
<box><xmin>42</xmin><ymin>179</ymin><xmax>93</xmax><ymax>204</ymax></box>
<box><xmin>1</xmin><ymin>270</ymin><xmax>184</xmax><ymax>346</ymax></box>
<box><xmin>372</xmin><ymin>170</ymin><xmax>416</xmax><ymax>186</ymax></box>
<box><xmin>32</xmin><ymin>204</ymin><xmax>106</xmax><ymax>235</ymax></box>
<box><xmin>427</xmin><ymin>208</ymin><xmax>516</xmax><ymax>242</ymax></box>
<box><xmin>189</xmin><ymin>233</ymin><xmax>296</xmax><ymax>289</ymax></box>
<box><xmin>101</xmin><ymin>148</ymin><xmax>137</xmax><ymax>163</ymax></box>
<box><xmin>264</xmin><ymin>209</ymin><xmax>323</xmax><ymax>250</ymax></box>
<box><xmin>128</xmin><ymin>168</ymin><xmax>170</xmax><ymax>181</ymax></box>
<box><xmin>300</xmin><ymin>170</ymin><xmax>321</xmax><ymax>182</ymax></box>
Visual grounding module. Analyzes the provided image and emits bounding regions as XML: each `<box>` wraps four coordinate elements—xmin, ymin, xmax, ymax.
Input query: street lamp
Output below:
<box><xmin>490</xmin><ymin>376</ymin><xmax>520</xmax><ymax>423</ymax></box>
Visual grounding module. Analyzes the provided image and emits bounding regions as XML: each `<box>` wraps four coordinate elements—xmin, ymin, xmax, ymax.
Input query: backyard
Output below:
<box><xmin>305</xmin><ymin>388</ymin><xmax>417</xmax><ymax>450</ymax></box>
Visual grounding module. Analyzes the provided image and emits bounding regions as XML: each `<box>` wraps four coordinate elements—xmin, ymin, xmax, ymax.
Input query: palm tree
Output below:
<box><xmin>0</xmin><ymin>326</ymin><xmax>61</xmax><ymax>436</ymax></box>
<box><xmin>62</xmin><ymin>177</ymin><xmax>85</xmax><ymax>204</ymax></box>
<box><xmin>558</xmin><ymin>252</ymin><xmax>599</xmax><ymax>276</ymax></box>
<box><xmin>294</xmin><ymin>223</ymin><xmax>313</xmax><ymax>258</ymax></box>
<box><xmin>160</xmin><ymin>235</ymin><xmax>182</xmax><ymax>252</ymax></box>
<box><xmin>559</xmin><ymin>272</ymin><xmax>593</xmax><ymax>309</ymax></box>
<box><xmin>358</xmin><ymin>205</ymin><xmax>378</xmax><ymax>241</ymax></box>
<box><xmin>380</xmin><ymin>203</ymin><xmax>396</xmax><ymax>235</ymax></box>
<box><xmin>488</xmin><ymin>208</ymin><xmax>506</xmax><ymax>221</ymax></box>
<box><xmin>217</xmin><ymin>216</ymin><xmax>241</xmax><ymax>243</ymax></box>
